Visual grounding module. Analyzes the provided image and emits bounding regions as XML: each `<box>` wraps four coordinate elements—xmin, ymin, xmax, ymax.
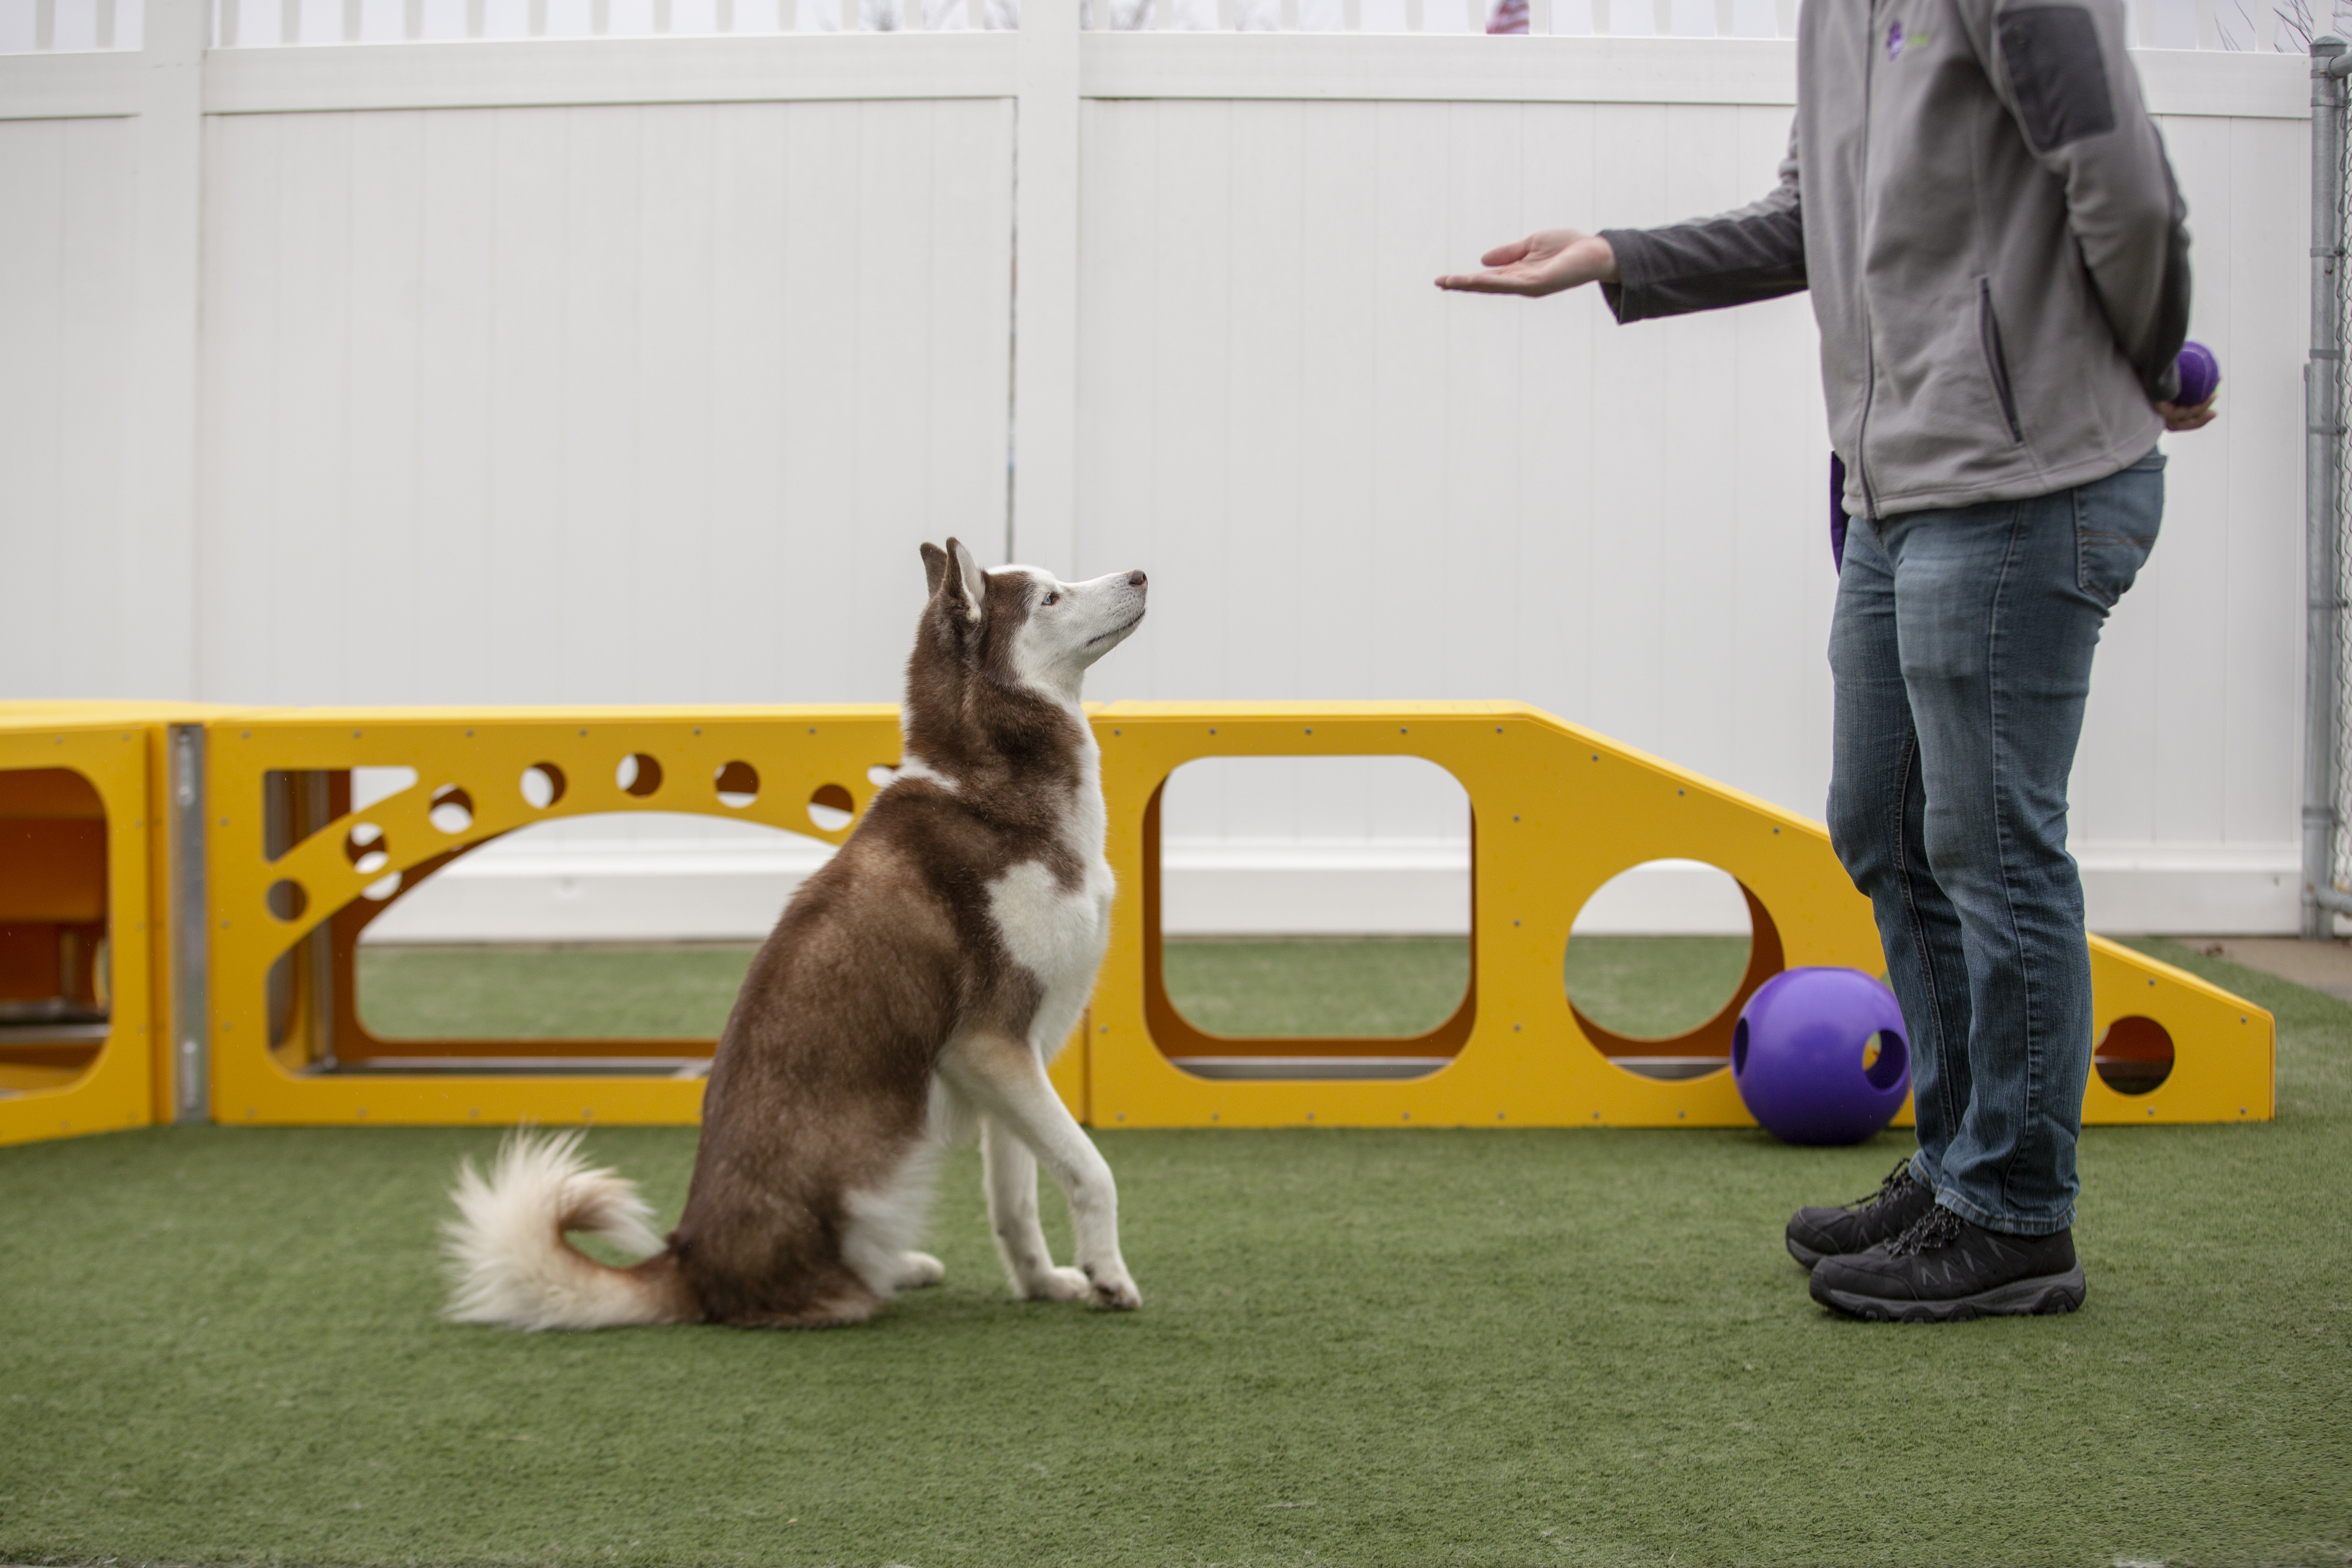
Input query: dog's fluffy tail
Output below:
<box><xmin>443</xmin><ymin>1130</ymin><xmax>696</xmax><ymax>1331</ymax></box>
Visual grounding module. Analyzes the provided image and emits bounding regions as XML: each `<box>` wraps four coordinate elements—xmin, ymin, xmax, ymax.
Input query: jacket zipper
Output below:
<box><xmin>1978</xmin><ymin>279</ymin><xmax>2024</xmax><ymax>443</ymax></box>
<box><xmin>1854</xmin><ymin>0</ymin><xmax>1880</xmax><ymax>516</ymax></box>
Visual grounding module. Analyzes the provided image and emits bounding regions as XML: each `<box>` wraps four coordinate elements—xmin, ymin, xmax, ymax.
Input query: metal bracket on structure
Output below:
<box><xmin>302</xmin><ymin>770</ymin><xmax>336</xmax><ymax>1072</ymax></box>
<box><xmin>168</xmin><ymin>723</ymin><xmax>209</xmax><ymax>1123</ymax></box>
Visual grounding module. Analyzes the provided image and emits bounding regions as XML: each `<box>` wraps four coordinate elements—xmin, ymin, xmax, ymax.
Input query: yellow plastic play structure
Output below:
<box><xmin>0</xmin><ymin>699</ymin><xmax>2272</xmax><ymax>1145</ymax></box>
<box><xmin>0</xmin><ymin>704</ymin><xmax>218</xmax><ymax>1149</ymax></box>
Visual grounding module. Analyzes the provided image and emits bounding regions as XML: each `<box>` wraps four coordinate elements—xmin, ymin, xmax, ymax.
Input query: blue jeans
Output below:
<box><xmin>1826</xmin><ymin>451</ymin><xmax>2163</xmax><ymax>1236</ymax></box>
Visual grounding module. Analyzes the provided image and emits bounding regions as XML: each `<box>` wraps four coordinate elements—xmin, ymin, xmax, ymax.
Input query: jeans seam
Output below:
<box><xmin>1891</xmin><ymin>725</ymin><xmax>1962</xmax><ymax>1144</ymax></box>
<box><xmin>1987</xmin><ymin>500</ymin><xmax>2042</xmax><ymax>1222</ymax></box>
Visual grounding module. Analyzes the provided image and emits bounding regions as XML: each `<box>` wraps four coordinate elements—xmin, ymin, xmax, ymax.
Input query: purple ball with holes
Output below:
<box><xmin>1733</xmin><ymin>967</ymin><xmax>1911</xmax><ymax>1146</ymax></box>
<box><xmin>2175</xmin><ymin>340</ymin><xmax>2220</xmax><ymax>408</ymax></box>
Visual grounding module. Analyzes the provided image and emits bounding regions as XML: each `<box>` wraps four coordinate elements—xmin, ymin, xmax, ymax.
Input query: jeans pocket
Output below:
<box><xmin>2074</xmin><ymin>452</ymin><xmax>2164</xmax><ymax>609</ymax></box>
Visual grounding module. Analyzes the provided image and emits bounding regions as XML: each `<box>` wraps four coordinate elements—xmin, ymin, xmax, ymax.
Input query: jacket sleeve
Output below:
<box><xmin>1984</xmin><ymin>0</ymin><xmax>2191</xmax><ymax>401</ymax></box>
<box><xmin>1598</xmin><ymin>124</ymin><xmax>1808</xmax><ymax>323</ymax></box>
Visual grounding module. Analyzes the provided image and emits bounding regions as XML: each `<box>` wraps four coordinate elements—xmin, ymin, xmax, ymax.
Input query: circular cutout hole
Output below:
<box><xmin>807</xmin><ymin>782</ymin><xmax>855</xmax><ymax>831</ymax></box>
<box><xmin>360</xmin><ymin>871</ymin><xmax>403</xmax><ymax>902</ymax></box>
<box><xmin>617</xmin><ymin>753</ymin><xmax>664</xmax><ymax>798</ymax></box>
<box><xmin>266</xmin><ymin>879</ymin><xmax>307</xmax><ymax>922</ymax></box>
<box><xmin>868</xmin><ymin>764</ymin><xmax>900</xmax><ymax>788</ymax></box>
<box><xmin>428</xmin><ymin>784</ymin><xmax>475</xmax><ymax>835</ymax></box>
<box><xmin>2094</xmin><ymin>1015</ymin><xmax>2174</xmax><ymax>1095</ymax></box>
<box><xmin>714</xmin><ymin>761</ymin><xmax>760</xmax><ymax>808</ymax></box>
<box><xmin>1862</xmin><ymin>1029</ymin><xmax>1908</xmax><ymax>1091</ymax></box>
<box><xmin>1565</xmin><ymin>859</ymin><xmax>1754</xmax><ymax>1080</ymax></box>
<box><xmin>521</xmin><ymin>763</ymin><xmax>567</xmax><ymax>810</ymax></box>
<box><xmin>345</xmin><ymin>822</ymin><xmax>389</xmax><ymax>878</ymax></box>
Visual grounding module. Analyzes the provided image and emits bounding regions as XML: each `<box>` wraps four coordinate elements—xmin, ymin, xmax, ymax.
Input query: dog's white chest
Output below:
<box><xmin>985</xmin><ymin>854</ymin><xmax>1114</xmax><ymax>990</ymax></box>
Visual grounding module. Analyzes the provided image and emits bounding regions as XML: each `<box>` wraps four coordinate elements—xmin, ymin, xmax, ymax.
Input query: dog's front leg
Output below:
<box><xmin>982</xmin><ymin>1114</ymin><xmax>1091</xmax><ymax>1302</ymax></box>
<box><xmin>942</xmin><ymin>1032</ymin><xmax>1140</xmax><ymax>1310</ymax></box>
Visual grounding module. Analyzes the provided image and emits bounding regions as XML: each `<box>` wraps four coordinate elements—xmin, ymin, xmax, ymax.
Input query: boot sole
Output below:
<box><xmin>1785</xmin><ymin>1237</ymin><xmax>1824</xmax><ymax>1270</ymax></box>
<box><xmin>1811</xmin><ymin>1265</ymin><xmax>2087</xmax><ymax>1322</ymax></box>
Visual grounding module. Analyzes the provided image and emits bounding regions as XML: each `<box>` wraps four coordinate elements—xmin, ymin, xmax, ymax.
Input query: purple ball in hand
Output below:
<box><xmin>2174</xmin><ymin>340</ymin><xmax>2220</xmax><ymax>407</ymax></box>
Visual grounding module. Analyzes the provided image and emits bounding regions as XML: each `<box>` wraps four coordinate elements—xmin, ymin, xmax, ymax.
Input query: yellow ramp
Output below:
<box><xmin>1082</xmin><ymin>701</ymin><xmax>2272</xmax><ymax>1130</ymax></box>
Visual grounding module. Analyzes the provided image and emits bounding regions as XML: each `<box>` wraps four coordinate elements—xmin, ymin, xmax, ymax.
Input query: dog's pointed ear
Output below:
<box><xmin>920</xmin><ymin>542</ymin><xmax>948</xmax><ymax>599</ymax></box>
<box><xmin>943</xmin><ymin>536</ymin><xmax>984</xmax><ymax>624</ymax></box>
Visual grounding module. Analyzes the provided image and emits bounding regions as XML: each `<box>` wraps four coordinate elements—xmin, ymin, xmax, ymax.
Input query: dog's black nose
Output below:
<box><xmin>1128</xmin><ymin>570</ymin><xmax>1147</xmax><ymax>587</ymax></box>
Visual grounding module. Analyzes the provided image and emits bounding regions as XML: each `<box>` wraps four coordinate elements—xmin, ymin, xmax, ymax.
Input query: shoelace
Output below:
<box><xmin>1886</xmin><ymin>1204</ymin><xmax>1965</xmax><ymax>1257</ymax></box>
<box><xmin>1841</xmin><ymin>1157</ymin><xmax>1920</xmax><ymax>1214</ymax></box>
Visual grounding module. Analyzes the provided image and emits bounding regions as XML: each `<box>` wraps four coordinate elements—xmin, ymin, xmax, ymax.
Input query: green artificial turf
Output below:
<box><xmin>1561</xmin><ymin>935</ymin><xmax>1753</xmax><ymax>1038</ymax></box>
<box><xmin>358</xmin><ymin>938</ymin><xmax>1488</xmax><ymax>1042</ymax></box>
<box><xmin>357</xmin><ymin>937</ymin><xmax>1753</xmax><ymax>1043</ymax></box>
<box><xmin>358</xmin><ymin>944</ymin><xmax>760</xmax><ymax>1039</ymax></box>
<box><xmin>2</xmin><ymin>938</ymin><xmax>2348</xmax><ymax>1567</ymax></box>
<box><xmin>1159</xmin><ymin>938</ymin><xmax>1469</xmax><ymax>1036</ymax></box>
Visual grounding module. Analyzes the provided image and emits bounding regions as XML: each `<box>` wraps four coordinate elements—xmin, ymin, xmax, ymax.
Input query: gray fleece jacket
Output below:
<box><xmin>1600</xmin><ymin>0</ymin><xmax>2189</xmax><ymax>520</ymax></box>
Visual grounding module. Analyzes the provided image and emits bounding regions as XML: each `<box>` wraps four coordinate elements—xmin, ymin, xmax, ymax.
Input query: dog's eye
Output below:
<box><xmin>1042</xmin><ymin>592</ymin><xmax>1060</xmax><ymax>606</ymax></box>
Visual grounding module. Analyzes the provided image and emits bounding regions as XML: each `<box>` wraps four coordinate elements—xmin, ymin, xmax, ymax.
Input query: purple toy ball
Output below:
<box><xmin>1733</xmin><ymin>967</ymin><xmax>1911</xmax><ymax>1146</ymax></box>
<box><xmin>2174</xmin><ymin>340</ymin><xmax>2220</xmax><ymax>408</ymax></box>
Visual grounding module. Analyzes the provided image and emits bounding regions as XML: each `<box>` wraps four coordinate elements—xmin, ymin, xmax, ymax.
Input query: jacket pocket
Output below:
<box><xmin>1978</xmin><ymin>280</ymin><xmax>2024</xmax><ymax>444</ymax></box>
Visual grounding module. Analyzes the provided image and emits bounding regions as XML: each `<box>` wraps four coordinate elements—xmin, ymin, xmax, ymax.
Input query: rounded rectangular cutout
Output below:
<box><xmin>1150</xmin><ymin>755</ymin><xmax>1472</xmax><ymax>1077</ymax></box>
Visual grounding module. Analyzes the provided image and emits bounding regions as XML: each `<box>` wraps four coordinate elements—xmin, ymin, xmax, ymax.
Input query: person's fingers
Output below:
<box><xmin>1434</xmin><ymin>270</ymin><xmax>1535</xmax><ymax>293</ymax></box>
<box><xmin>1479</xmin><ymin>238</ymin><xmax>1534</xmax><ymax>267</ymax></box>
<box><xmin>2154</xmin><ymin>397</ymin><xmax>2219</xmax><ymax>432</ymax></box>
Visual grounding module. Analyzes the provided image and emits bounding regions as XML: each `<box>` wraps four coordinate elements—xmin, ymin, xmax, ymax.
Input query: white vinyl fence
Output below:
<box><xmin>0</xmin><ymin>1</ymin><xmax>2323</xmax><ymax>935</ymax></box>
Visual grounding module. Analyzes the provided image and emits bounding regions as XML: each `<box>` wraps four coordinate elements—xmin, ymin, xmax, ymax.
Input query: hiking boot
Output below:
<box><xmin>1784</xmin><ymin>1158</ymin><xmax>1936</xmax><ymax>1270</ymax></box>
<box><xmin>1809</xmin><ymin>1205</ymin><xmax>2088</xmax><ymax>1322</ymax></box>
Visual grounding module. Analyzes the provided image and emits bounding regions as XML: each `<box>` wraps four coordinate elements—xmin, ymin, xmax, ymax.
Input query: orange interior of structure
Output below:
<box><xmin>0</xmin><ymin>768</ymin><xmax>111</xmax><ymax>1094</ymax></box>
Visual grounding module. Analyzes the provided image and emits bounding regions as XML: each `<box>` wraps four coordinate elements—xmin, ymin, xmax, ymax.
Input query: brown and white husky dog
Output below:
<box><xmin>443</xmin><ymin>538</ymin><xmax>1147</xmax><ymax>1329</ymax></box>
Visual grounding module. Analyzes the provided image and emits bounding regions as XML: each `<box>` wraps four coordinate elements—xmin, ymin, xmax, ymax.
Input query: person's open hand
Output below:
<box><xmin>1436</xmin><ymin>229</ymin><xmax>1619</xmax><ymax>296</ymax></box>
<box><xmin>2156</xmin><ymin>395</ymin><xmax>2218</xmax><ymax>432</ymax></box>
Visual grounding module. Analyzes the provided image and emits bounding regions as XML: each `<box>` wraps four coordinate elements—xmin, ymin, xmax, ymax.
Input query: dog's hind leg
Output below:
<box><xmin>982</xmin><ymin>1113</ymin><xmax>1091</xmax><ymax>1301</ymax></box>
<box><xmin>942</xmin><ymin>1032</ymin><xmax>1140</xmax><ymax>1310</ymax></box>
<box><xmin>840</xmin><ymin>1134</ymin><xmax>947</xmax><ymax>1303</ymax></box>
<box><xmin>894</xmin><ymin>1251</ymin><xmax>947</xmax><ymax>1288</ymax></box>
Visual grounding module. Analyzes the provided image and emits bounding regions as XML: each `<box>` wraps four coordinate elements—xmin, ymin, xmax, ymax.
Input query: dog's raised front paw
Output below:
<box><xmin>895</xmin><ymin>1251</ymin><xmax>947</xmax><ymax>1289</ymax></box>
<box><xmin>1018</xmin><ymin>1265</ymin><xmax>1094</xmax><ymax>1302</ymax></box>
<box><xmin>1082</xmin><ymin>1263</ymin><xmax>1142</xmax><ymax>1311</ymax></box>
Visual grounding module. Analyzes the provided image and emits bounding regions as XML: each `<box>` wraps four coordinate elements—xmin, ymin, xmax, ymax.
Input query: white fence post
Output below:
<box><xmin>1013</xmin><ymin>0</ymin><xmax>1082</xmax><ymax>568</ymax></box>
<box><xmin>130</xmin><ymin>0</ymin><xmax>206</xmax><ymax>697</ymax></box>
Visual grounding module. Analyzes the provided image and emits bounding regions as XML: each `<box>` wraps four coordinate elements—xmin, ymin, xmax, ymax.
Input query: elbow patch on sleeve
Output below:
<box><xmin>1998</xmin><ymin>6</ymin><xmax>2117</xmax><ymax>153</ymax></box>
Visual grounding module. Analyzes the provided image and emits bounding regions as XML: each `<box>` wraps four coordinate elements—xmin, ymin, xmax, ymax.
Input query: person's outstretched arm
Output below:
<box><xmin>1436</xmin><ymin>126</ymin><xmax>1805</xmax><ymax>320</ymax></box>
